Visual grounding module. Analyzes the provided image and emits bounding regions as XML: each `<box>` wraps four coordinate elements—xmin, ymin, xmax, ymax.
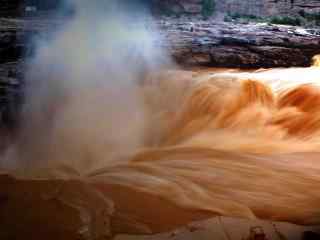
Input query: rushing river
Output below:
<box><xmin>3</xmin><ymin>66</ymin><xmax>320</xmax><ymax>233</ymax></box>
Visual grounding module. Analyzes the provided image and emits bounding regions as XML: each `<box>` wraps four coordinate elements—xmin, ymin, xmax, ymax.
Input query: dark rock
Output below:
<box><xmin>0</xmin><ymin>0</ymin><xmax>23</xmax><ymax>17</ymax></box>
<box><xmin>158</xmin><ymin>19</ymin><xmax>320</xmax><ymax>67</ymax></box>
<box><xmin>0</xmin><ymin>176</ymin><xmax>114</xmax><ymax>240</ymax></box>
<box><xmin>303</xmin><ymin>231</ymin><xmax>320</xmax><ymax>240</ymax></box>
<box><xmin>153</xmin><ymin>0</ymin><xmax>320</xmax><ymax>17</ymax></box>
<box><xmin>2</xmin><ymin>17</ymin><xmax>319</xmax><ymax>69</ymax></box>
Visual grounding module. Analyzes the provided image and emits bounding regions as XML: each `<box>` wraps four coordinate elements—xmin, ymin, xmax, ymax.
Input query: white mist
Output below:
<box><xmin>1</xmin><ymin>0</ymin><xmax>171</xmax><ymax>175</ymax></box>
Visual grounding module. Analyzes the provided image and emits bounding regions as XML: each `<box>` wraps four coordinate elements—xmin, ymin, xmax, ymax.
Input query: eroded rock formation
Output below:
<box><xmin>153</xmin><ymin>0</ymin><xmax>320</xmax><ymax>17</ymax></box>
<box><xmin>0</xmin><ymin>0</ymin><xmax>22</xmax><ymax>16</ymax></box>
<box><xmin>159</xmin><ymin>19</ymin><xmax>320</xmax><ymax>67</ymax></box>
<box><xmin>2</xmin><ymin>17</ymin><xmax>319</xmax><ymax>68</ymax></box>
<box><xmin>1</xmin><ymin>174</ymin><xmax>320</xmax><ymax>240</ymax></box>
<box><xmin>219</xmin><ymin>0</ymin><xmax>320</xmax><ymax>17</ymax></box>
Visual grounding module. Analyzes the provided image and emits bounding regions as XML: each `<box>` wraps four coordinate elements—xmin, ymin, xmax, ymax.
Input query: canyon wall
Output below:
<box><xmin>2</xmin><ymin>0</ymin><xmax>320</xmax><ymax>17</ymax></box>
<box><xmin>0</xmin><ymin>0</ymin><xmax>22</xmax><ymax>16</ymax></box>
<box><xmin>154</xmin><ymin>0</ymin><xmax>320</xmax><ymax>17</ymax></box>
<box><xmin>0</xmin><ymin>0</ymin><xmax>62</xmax><ymax>16</ymax></box>
<box><xmin>220</xmin><ymin>0</ymin><xmax>320</xmax><ymax>17</ymax></box>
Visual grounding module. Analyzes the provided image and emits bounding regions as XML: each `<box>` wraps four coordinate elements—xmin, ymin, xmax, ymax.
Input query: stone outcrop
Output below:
<box><xmin>2</xmin><ymin>17</ymin><xmax>319</xmax><ymax>68</ymax></box>
<box><xmin>218</xmin><ymin>0</ymin><xmax>320</xmax><ymax>17</ymax></box>
<box><xmin>159</xmin><ymin>18</ymin><xmax>320</xmax><ymax>67</ymax></box>
<box><xmin>154</xmin><ymin>0</ymin><xmax>320</xmax><ymax>17</ymax></box>
<box><xmin>0</xmin><ymin>0</ymin><xmax>62</xmax><ymax>17</ymax></box>
<box><xmin>1</xmin><ymin>17</ymin><xmax>320</xmax><ymax>71</ymax></box>
<box><xmin>1</xmin><ymin>175</ymin><xmax>320</xmax><ymax>240</ymax></box>
<box><xmin>151</xmin><ymin>0</ymin><xmax>204</xmax><ymax>15</ymax></box>
<box><xmin>0</xmin><ymin>175</ymin><xmax>114</xmax><ymax>240</ymax></box>
<box><xmin>2</xmin><ymin>0</ymin><xmax>320</xmax><ymax>18</ymax></box>
<box><xmin>0</xmin><ymin>0</ymin><xmax>22</xmax><ymax>16</ymax></box>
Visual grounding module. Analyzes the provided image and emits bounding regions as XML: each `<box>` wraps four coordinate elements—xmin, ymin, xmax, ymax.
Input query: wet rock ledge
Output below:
<box><xmin>158</xmin><ymin>18</ymin><xmax>320</xmax><ymax>67</ymax></box>
<box><xmin>1</xmin><ymin>17</ymin><xmax>320</xmax><ymax>69</ymax></box>
<box><xmin>1</xmin><ymin>175</ymin><xmax>320</xmax><ymax>240</ymax></box>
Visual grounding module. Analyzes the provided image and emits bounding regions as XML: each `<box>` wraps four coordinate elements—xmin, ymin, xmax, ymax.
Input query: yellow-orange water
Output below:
<box><xmin>89</xmin><ymin>65</ymin><xmax>320</xmax><ymax>227</ymax></box>
<box><xmin>7</xmin><ymin>65</ymin><xmax>320</xmax><ymax>232</ymax></box>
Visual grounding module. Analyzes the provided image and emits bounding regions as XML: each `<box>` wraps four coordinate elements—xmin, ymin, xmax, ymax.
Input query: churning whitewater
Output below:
<box><xmin>1</xmin><ymin>0</ymin><xmax>320</xmax><ymax>231</ymax></box>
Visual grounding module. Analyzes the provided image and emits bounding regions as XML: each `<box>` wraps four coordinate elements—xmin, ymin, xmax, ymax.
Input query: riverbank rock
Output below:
<box><xmin>159</xmin><ymin>18</ymin><xmax>320</xmax><ymax>67</ymax></box>
<box><xmin>0</xmin><ymin>175</ymin><xmax>320</xmax><ymax>240</ymax></box>
<box><xmin>1</xmin><ymin>17</ymin><xmax>320</xmax><ymax>68</ymax></box>
<box><xmin>153</xmin><ymin>0</ymin><xmax>320</xmax><ymax>17</ymax></box>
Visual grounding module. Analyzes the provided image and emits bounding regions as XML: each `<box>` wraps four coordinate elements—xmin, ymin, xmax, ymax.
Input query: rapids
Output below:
<box><xmin>3</xmin><ymin>66</ymin><xmax>320</xmax><ymax>233</ymax></box>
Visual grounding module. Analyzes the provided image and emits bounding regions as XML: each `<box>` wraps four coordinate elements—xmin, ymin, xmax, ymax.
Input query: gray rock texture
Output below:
<box><xmin>159</xmin><ymin>18</ymin><xmax>320</xmax><ymax>67</ymax></box>
<box><xmin>153</xmin><ymin>0</ymin><xmax>320</xmax><ymax>17</ymax></box>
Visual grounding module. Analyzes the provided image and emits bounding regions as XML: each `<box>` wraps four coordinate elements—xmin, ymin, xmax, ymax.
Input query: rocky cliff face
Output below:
<box><xmin>151</xmin><ymin>0</ymin><xmax>203</xmax><ymax>15</ymax></box>
<box><xmin>219</xmin><ymin>0</ymin><xmax>320</xmax><ymax>17</ymax></box>
<box><xmin>0</xmin><ymin>0</ymin><xmax>62</xmax><ymax>16</ymax></box>
<box><xmin>154</xmin><ymin>0</ymin><xmax>320</xmax><ymax>17</ymax></box>
<box><xmin>0</xmin><ymin>0</ymin><xmax>22</xmax><ymax>16</ymax></box>
<box><xmin>2</xmin><ymin>0</ymin><xmax>320</xmax><ymax>18</ymax></box>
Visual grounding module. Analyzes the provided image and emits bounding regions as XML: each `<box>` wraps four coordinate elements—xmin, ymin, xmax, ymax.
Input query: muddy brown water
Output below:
<box><xmin>1</xmin><ymin>67</ymin><xmax>320</xmax><ymax>240</ymax></box>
